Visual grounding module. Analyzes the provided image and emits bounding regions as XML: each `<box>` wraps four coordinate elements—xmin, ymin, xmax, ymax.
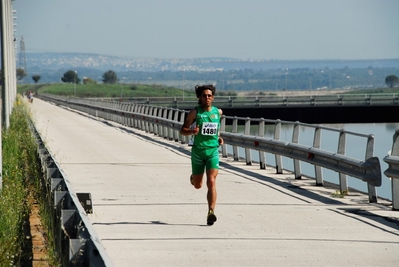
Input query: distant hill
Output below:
<box><xmin>22</xmin><ymin>52</ymin><xmax>399</xmax><ymax>73</ymax></box>
<box><xmin>18</xmin><ymin>52</ymin><xmax>399</xmax><ymax>89</ymax></box>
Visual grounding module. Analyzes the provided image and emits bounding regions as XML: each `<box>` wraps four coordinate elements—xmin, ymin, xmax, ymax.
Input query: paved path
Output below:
<box><xmin>30</xmin><ymin>98</ymin><xmax>399</xmax><ymax>267</ymax></box>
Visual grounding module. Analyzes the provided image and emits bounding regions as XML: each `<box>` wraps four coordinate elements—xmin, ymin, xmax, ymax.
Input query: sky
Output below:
<box><xmin>11</xmin><ymin>0</ymin><xmax>399</xmax><ymax>61</ymax></box>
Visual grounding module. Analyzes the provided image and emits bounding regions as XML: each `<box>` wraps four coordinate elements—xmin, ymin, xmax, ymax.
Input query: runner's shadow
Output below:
<box><xmin>93</xmin><ymin>221</ymin><xmax>208</xmax><ymax>227</ymax></box>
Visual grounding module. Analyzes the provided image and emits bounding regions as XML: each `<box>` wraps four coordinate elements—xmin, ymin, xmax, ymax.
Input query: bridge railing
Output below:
<box><xmin>383</xmin><ymin>129</ymin><xmax>399</xmax><ymax>210</ymax></box>
<box><xmin>38</xmin><ymin>94</ymin><xmax>382</xmax><ymax>204</ymax></box>
<box><xmin>93</xmin><ymin>93</ymin><xmax>399</xmax><ymax>108</ymax></box>
<box><xmin>29</xmin><ymin>118</ymin><xmax>114</xmax><ymax>266</ymax></box>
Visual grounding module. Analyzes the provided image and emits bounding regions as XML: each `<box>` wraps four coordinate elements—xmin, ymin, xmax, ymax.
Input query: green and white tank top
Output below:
<box><xmin>193</xmin><ymin>106</ymin><xmax>220</xmax><ymax>148</ymax></box>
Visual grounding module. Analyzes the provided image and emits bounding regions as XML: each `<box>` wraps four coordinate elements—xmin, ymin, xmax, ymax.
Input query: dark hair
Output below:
<box><xmin>195</xmin><ymin>84</ymin><xmax>216</xmax><ymax>104</ymax></box>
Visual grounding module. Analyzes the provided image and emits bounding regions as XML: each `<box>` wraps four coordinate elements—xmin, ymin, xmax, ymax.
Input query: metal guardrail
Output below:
<box><xmin>38</xmin><ymin>94</ymin><xmax>382</xmax><ymax>204</ymax></box>
<box><xmin>29</xmin><ymin>120</ymin><xmax>114</xmax><ymax>266</ymax></box>
<box><xmin>383</xmin><ymin>129</ymin><xmax>399</xmax><ymax>211</ymax></box>
<box><xmin>97</xmin><ymin>93</ymin><xmax>399</xmax><ymax>108</ymax></box>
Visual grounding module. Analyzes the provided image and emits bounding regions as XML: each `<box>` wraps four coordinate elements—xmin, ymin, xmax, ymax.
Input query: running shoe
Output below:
<box><xmin>190</xmin><ymin>174</ymin><xmax>194</xmax><ymax>185</ymax></box>
<box><xmin>207</xmin><ymin>209</ymin><xmax>217</xmax><ymax>225</ymax></box>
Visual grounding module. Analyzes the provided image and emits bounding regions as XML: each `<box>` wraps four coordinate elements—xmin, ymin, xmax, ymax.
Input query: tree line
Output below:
<box><xmin>3</xmin><ymin>67</ymin><xmax>399</xmax><ymax>90</ymax></box>
<box><xmin>4</xmin><ymin>69</ymin><xmax>119</xmax><ymax>85</ymax></box>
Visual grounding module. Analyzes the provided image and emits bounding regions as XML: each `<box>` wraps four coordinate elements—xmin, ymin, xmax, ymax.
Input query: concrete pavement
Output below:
<box><xmin>30</xmin><ymin>98</ymin><xmax>399</xmax><ymax>267</ymax></box>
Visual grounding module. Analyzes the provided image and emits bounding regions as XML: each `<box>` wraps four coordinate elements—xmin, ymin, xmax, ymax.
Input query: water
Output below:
<box><xmin>224</xmin><ymin>122</ymin><xmax>399</xmax><ymax>201</ymax></box>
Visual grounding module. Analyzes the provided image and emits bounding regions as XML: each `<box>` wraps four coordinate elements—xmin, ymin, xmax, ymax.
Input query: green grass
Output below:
<box><xmin>342</xmin><ymin>87</ymin><xmax>399</xmax><ymax>94</ymax></box>
<box><xmin>18</xmin><ymin>83</ymin><xmax>198</xmax><ymax>98</ymax></box>
<box><xmin>17</xmin><ymin>82</ymin><xmax>399</xmax><ymax>99</ymax></box>
<box><xmin>0</xmin><ymin>96</ymin><xmax>59</xmax><ymax>266</ymax></box>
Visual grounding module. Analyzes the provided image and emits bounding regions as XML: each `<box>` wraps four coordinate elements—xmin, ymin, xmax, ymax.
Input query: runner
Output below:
<box><xmin>180</xmin><ymin>84</ymin><xmax>224</xmax><ymax>225</ymax></box>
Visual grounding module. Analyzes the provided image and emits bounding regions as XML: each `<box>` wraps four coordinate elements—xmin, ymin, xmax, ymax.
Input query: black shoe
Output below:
<box><xmin>207</xmin><ymin>210</ymin><xmax>217</xmax><ymax>226</ymax></box>
<box><xmin>190</xmin><ymin>174</ymin><xmax>194</xmax><ymax>185</ymax></box>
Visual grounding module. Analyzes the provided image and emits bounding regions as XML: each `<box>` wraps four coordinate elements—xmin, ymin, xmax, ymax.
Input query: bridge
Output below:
<box><xmin>30</xmin><ymin>96</ymin><xmax>399</xmax><ymax>266</ymax></box>
<box><xmin>111</xmin><ymin>93</ymin><xmax>399</xmax><ymax>124</ymax></box>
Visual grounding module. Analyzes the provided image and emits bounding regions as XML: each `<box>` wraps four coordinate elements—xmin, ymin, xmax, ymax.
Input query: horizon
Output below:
<box><xmin>22</xmin><ymin>51</ymin><xmax>399</xmax><ymax>62</ymax></box>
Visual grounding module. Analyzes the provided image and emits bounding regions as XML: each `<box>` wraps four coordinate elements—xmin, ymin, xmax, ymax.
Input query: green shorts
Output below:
<box><xmin>191</xmin><ymin>146</ymin><xmax>220</xmax><ymax>175</ymax></box>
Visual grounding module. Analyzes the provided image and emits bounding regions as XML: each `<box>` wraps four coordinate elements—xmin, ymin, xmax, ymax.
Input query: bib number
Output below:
<box><xmin>201</xmin><ymin>122</ymin><xmax>218</xmax><ymax>136</ymax></box>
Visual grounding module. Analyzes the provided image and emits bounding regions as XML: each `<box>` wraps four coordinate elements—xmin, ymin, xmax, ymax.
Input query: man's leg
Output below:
<box><xmin>206</xmin><ymin>168</ymin><xmax>218</xmax><ymax>211</ymax></box>
<box><xmin>191</xmin><ymin>174</ymin><xmax>204</xmax><ymax>189</ymax></box>
<box><xmin>206</xmin><ymin>168</ymin><xmax>218</xmax><ymax>225</ymax></box>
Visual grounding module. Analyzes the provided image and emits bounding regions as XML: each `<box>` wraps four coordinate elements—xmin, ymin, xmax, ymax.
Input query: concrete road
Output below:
<box><xmin>30</xmin><ymin>98</ymin><xmax>399</xmax><ymax>267</ymax></box>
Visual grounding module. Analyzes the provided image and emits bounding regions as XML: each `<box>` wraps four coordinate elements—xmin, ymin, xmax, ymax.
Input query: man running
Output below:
<box><xmin>180</xmin><ymin>84</ymin><xmax>224</xmax><ymax>225</ymax></box>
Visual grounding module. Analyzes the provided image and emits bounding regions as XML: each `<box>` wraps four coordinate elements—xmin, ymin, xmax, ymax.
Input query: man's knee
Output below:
<box><xmin>206</xmin><ymin>177</ymin><xmax>216</xmax><ymax>189</ymax></box>
<box><xmin>194</xmin><ymin>183</ymin><xmax>202</xmax><ymax>189</ymax></box>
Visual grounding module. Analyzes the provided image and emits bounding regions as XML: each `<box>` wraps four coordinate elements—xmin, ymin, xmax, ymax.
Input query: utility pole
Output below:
<box><xmin>1</xmin><ymin>0</ymin><xmax>18</xmax><ymax>190</ymax></box>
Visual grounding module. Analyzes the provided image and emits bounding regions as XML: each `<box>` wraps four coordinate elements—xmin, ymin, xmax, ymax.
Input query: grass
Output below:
<box><xmin>0</xmin><ymin>95</ymin><xmax>59</xmax><ymax>266</ymax></box>
<box><xmin>17</xmin><ymin>83</ymin><xmax>198</xmax><ymax>98</ymax></box>
<box><xmin>343</xmin><ymin>87</ymin><xmax>399</xmax><ymax>94</ymax></box>
<box><xmin>17</xmin><ymin>82</ymin><xmax>399</xmax><ymax>100</ymax></box>
<box><xmin>332</xmin><ymin>190</ymin><xmax>348</xmax><ymax>198</ymax></box>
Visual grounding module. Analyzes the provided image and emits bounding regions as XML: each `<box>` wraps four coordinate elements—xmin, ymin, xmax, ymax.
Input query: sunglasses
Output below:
<box><xmin>201</xmin><ymin>94</ymin><xmax>213</xmax><ymax>98</ymax></box>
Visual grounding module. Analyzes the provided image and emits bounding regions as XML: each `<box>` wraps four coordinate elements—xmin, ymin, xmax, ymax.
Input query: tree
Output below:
<box><xmin>83</xmin><ymin>77</ymin><xmax>97</xmax><ymax>84</ymax></box>
<box><xmin>102</xmin><ymin>70</ymin><xmax>118</xmax><ymax>84</ymax></box>
<box><xmin>385</xmin><ymin>75</ymin><xmax>399</xmax><ymax>88</ymax></box>
<box><xmin>61</xmin><ymin>70</ymin><xmax>80</xmax><ymax>84</ymax></box>
<box><xmin>16</xmin><ymin>68</ymin><xmax>27</xmax><ymax>81</ymax></box>
<box><xmin>32</xmin><ymin>75</ymin><xmax>41</xmax><ymax>84</ymax></box>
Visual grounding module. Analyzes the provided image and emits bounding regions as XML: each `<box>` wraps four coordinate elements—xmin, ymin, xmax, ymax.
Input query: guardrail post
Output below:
<box><xmin>148</xmin><ymin>106</ymin><xmax>154</xmax><ymax>133</ymax></box>
<box><xmin>162</xmin><ymin>108</ymin><xmax>169</xmax><ymax>139</ymax></box>
<box><xmin>179</xmin><ymin>110</ymin><xmax>187</xmax><ymax>144</ymax></box>
<box><xmin>220</xmin><ymin>116</ymin><xmax>227</xmax><ymax>158</ymax></box>
<box><xmin>310</xmin><ymin>96</ymin><xmax>315</xmax><ymax>106</ymax></box>
<box><xmin>144</xmin><ymin>106</ymin><xmax>150</xmax><ymax>132</ymax></box>
<box><xmin>157</xmin><ymin>108</ymin><xmax>164</xmax><ymax>137</ymax></box>
<box><xmin>258</xmin><ymin>118</ymin><xmax>266</xmax><ymax>169</ymax></box>
<box><xmin>129</xmin><ymin>103</ymin><xmax>135</xmax><ymax>128</ymax></box>
<box><xmin>139</xmin><ymin>105</ymin><xmax>145</xmax><ymax>130</ymax></box>
<box><xmin>338</xmin><ymin>130</ymin><xmax>349</xmax><ymax>194</ymax></box>
<box><xmin>229</xmin><ymin>97</ymin><xmax>233</xmax><ymax>107</ymax></box>
<box><xmin>232</xmin><ymin>117</ymin><xmax>239</xmax><ymax>161</ymax></box>
<box><xmin>51</xmin><ymin>178</ymin><xmax>66</xmax><ymax>192</ymax></box>
<box><xmin>282</xmin><ymin>97</ymin><xmax>287</xmax><ymax>106</ymax></box>
<box><xmin>134</xmin><ymin>105</ymin><xmax>140</xmax><ymax>129</ymax></box>
<box><xmin>152</xmin><ymin>106</ymin><xmax>158</xmax><ymax>135</ymax></box>
<box><xmin>111</xmin><ymin>102</ymin><xmax>116</xmax><ymax>122</ymax></box>
<box><xmin>313</xmin><ymin>126</ymin><xmax>324</xmax><ymax>185</ymax></box>
<box><xmin>292</xmin><ymin>122</ymin><xmax>301</xmax><ymax>179</ymax></box>
<box><xmin>274</xmin><ymin>120</ymin><xmax>283</xmax><ymax>174</ymax></box>
<box><xmin>394</xmin><ymin>94</ymin><xmax>399</xmax><ymax>105</ymax></box>
<box><xmin>122</xmin><ymin>103</ymin><xmax>128</xmax><ymax>126</ymax></box>
<box><xmin>389</xmin><ymin>130</ymin><xmax>399</xmax><ymax>210</ymax></box>
<box><xmin>117</xmin><ymin>102</ymin><xmax>123</xmax><ymax>125</ymax></box>
<box><xmin>173</xmin><ymin>110</ymin><xmax>180</xmax><ymax>142</ymax></box>
<box><xmin>365</xmin><ymin>94</ymin><xmax>371</xmax><ymax>105</ymax></box>
<box><xmin>122</xmin><ymin>103</ymin><xmax>127</xmax><ymax>125</ymax></box>
<box><xmin>133</xmin><ymin>105</ymin><xmax>139</xmax><ymax>128</ymax></box>
<box><xmin>69</xmin><ymin>238</ymin><xmax>88</xmax><ymax>266</ymax></box>
<box><xmin>167</xmin><ymin>108</ymin><xmax>174</xmax><ymax>140</ymax></box>
<box><xmin>244</xmin><ymin>117</ymin><xmax>252</xmax><ymax>165</ymax></box>
<box><xmin>338</xmin><ymin>95</ymin><xmax>343</xmax><ymax>105</ymax></box>
<box><xmin>365</xmin><ymin>134</ymin><xmax>378</xmax><ymax>203</ymax></box>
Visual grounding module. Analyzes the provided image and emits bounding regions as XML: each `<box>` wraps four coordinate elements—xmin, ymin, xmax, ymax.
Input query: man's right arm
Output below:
<box><xmin>180</xmin><ymin>109</ymin><xmax>198</xmax><ymax>136</ymax></box>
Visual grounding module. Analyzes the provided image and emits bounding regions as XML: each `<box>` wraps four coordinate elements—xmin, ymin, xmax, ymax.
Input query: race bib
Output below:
<box><xmin>201</xmin><ymin>122</ymin><xmax>218</xmax><ymax>135</ymax></box>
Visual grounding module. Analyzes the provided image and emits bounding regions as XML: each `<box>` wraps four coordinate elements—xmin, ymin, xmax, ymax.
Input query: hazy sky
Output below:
<box><xmin>12</xmin><ymin>0</ymin><xmax>399</xmax><ymax>60</ymax></box>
